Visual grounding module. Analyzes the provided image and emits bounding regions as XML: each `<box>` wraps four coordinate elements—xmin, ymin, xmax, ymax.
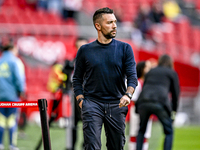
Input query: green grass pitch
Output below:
<box><xmin>2</xmin><ymin>122</ymin><xmax>200</xmax><ymax>150</ymax></box>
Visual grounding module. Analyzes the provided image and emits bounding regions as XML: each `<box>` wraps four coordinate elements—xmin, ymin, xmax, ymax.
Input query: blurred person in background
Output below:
<box><xmin>62</xmin><ymin>0</ymin><xmax>83</xmax><ymax>21</ymax></box>
<box><xmin>55</xmin><ymin>37</ymin><xmax>88</xmax><ymax>150</ymax></box>
<box><xmin>132</xmin><ymin>3</ymin><xmax>156</xmax><ymax>51</ymax></box>
<box><xmin>131</xmin><ymin>22</ymin><xmax>143</xmax><ymax>50</ymax></box>
<box><xmin>135</xmin><ymin>54</ymin><xmax>180</xmax><ymax>150</ymax></box>
<box><xmin>134</xmin><ymin>3</ymin><xmax>152</xmax><ymax>40</ymax></box>
<box><xmin>0</xmin><ymin>36</ymin><xmax>25</xmax><ymax>150</ymax></box>
<box><xmin>47</xmin><ymin>0</ymin><xmax>62</xmax><ymax>15</ymax></box>
<box><xmin>148</xmin><ymin>1</ymin><xmax>165</xmax><ymax>46</ymax></box>
<box><xmin>61</xmin><ymin>37</ymin><xmax>88</xmax><ymax>150</ymax></box>
<box><xmin>163</xmin><ymin>0</ymin><xmax>183</xmax><ymax>22</ymax></box>
<box><xmin>34</xmin><ymin>60</ymin><xmax>66</xmax><ymax>150</ymax></box>
<box><xmin>12</xmin><ymin>46</ymin><xmax>27</xmax><ymax>140</ymax></box>
<box><xmin>129</xmin><ymin>60</ymin><xmax>153</xmax><ymax>150</ymax></box>
<box><xmin>47</xmin><ymin>61</ymin><xmax>65</xmax><ymax>100</ymax></box>
<box><xmin>73</xmin><ymin>7</ymin><xmax>138</xmax><ymax>150</ymax></box>
<box><xmin>46</xmin><ymin>60</ymin><xmax>66</xmax><ymax>125</ymax></box>
<box><xmin>147</xmin><ymin>58</ymin><xmax>158</xmax><ymax>69</ymax></box>
<box><xmin>37</xmin><ymin>0</ymin><xmax>48</xmax><ymax>11</ymax></box>
<box><xmin>72</xmin><ymin>37</ymin><xmax>89</xmax><ymax>59</ymax></box>
<box><xmin>113</xmin><ymin>5</ymin><xmax>123</xmax><ymax>26</ymax></box>
<box><xmin>149</xmin><ymin>2</ymin><xmax>165</xmax><ymax>24</ymax></box>
<box><xmin>68</xmin><ymin>37</ymin><xmax>88</xmax><ymax>150</ymax></box>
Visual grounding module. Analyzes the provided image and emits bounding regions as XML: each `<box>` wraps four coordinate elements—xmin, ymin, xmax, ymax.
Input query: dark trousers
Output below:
<box><xmin>136</xmin><ymin>102</ymin><xmax>173</xmax><ymax>150</ymax></box>
<box><xmin>81</xmin><ymin>99</ymin><xmax>128</xmax><ymax>150</ymax></box>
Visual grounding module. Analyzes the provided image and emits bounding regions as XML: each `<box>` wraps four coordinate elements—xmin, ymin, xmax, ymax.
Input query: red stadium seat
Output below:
<box><xmin>0</xmin><ymin>14</ymin><xmax>8</xmax><ymax>23</ymax></box>
<box><xmin>2</xmin><ymin>0</ymin><xmax>18</xmax><ymax>6</ymax></box>
<box><xmin>188</xmin><ymin>27</ymin><xmax>199</xmax><ymax>52</ymax></box>
<box><xmin>174</xmin><ymin>18</ymin><xmax>191</xmax><ymax>47</ymax></box>
<box><xmin>6</xmin><ymin>14</ymin><xmax>20</xmax><ymax>23</ymax></box>
<box><xmin>17</xmin><ymin>13</ymin><xmax>33</xmax><ymax>24</ymax></box>
<box><xmin>196</xmin><ymin>1</ymin><xmax>200</xmax><ymax>10</ymax></box>
<box><xmin>44</xmin><ymin>13</ymin><xmax>63</xmax><ymax>25</ymax></box>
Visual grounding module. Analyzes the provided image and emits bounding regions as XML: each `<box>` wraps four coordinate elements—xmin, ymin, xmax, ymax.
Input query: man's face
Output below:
<box><xmin>99</xmin><ymin>13</ymin><xmax>117</xmax><ymax>39</ymax></box>
<box><xmin>76</xmin><ymin>40</ymin><xmax>88</xmax><ymax>50</ymax></box>
<box><xmin>144</xmin><ymin>60</ymin><xmax>152</xmax><ymax>75</ymax></box>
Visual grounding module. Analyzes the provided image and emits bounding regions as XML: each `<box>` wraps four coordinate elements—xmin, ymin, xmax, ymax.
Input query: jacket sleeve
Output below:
<box><xmin>124</xmin><ymin>44</ymin><xmax>138</xmax><ymax>89</ymax></box>
<box><xmin>72</xmin><ymin>47</ymin><xmax>85</xmax><ymax>97</ymax></box>
<box><xmin>13</xmin><ymin>59</ymin><xmax>25</xmax><ymax>94</ymax></box>
<box><xmin>170</xmin><ymin>71</ymin><xmax>180</xmax><ymax>112</ymax></box>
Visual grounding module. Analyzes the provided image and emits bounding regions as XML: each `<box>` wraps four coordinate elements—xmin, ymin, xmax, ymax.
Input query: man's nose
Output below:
<box><xmin>113</xmin><ymin>22</ymin><xmax>117</xmax><ymax>28</ymax></box>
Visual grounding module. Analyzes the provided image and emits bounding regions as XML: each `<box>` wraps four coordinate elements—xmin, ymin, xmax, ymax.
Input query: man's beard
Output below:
<box><xmin>102</xmin><ymin>30</ymin><xmax>116</xmax><ymax>39</ymax></box>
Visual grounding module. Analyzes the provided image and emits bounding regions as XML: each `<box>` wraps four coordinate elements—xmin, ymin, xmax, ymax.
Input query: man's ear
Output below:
<box><xmin>95</xmin><ymin>23</ymin><xmax>101</xmax><ymax>31</ymax></box>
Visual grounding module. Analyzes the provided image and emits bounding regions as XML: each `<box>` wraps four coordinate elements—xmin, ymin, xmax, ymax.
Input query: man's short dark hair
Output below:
<box><xmin>75</xmin><ymin>37</ymin><xmax>88</xmax><ymax>48</ymax></box>
<box><xmin>0</xmin><ymin>36</ymin><xmax>14</xmax><ymax>51</ymax></box>
<box><xmin>93</xmin><ymin>7</ymin><xmax>114</xmax><ymax>26</ymax></box>
<box><xmin>136</xmin><ymin>61</ymin><xmax>146</xmax><ymax>78</ymax></box>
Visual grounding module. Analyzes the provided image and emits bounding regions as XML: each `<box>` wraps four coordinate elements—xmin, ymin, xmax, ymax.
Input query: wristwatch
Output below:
<box><xmin>125</xmin><ymin>93</ymin><xmax>132</xmax><ymax>99</ymax></box>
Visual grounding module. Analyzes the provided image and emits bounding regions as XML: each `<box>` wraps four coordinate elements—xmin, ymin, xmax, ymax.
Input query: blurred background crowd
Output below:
<box><xmin>0</xmin><ymin>0</ymin><xmax>199</xmax><ymax>149</ymax></box>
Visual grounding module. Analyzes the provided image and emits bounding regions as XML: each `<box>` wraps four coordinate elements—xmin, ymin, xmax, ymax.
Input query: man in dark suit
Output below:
<box><xmin>135</xmin><ymin>54</ymin><xmax>180</xmax><ymax>150</ymax></box>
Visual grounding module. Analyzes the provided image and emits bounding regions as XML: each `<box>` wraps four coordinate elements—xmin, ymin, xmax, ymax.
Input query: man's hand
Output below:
<box><xmin>171</xmin><ymin>111</ymin><xmax>176</xmax><ymax>122</ymax></box>
<box><xmin>76</xmin><ymin>95</ymin><xmax>84</xmax><ymax>109</ymax></box>
<box><xmin>20</xmin><ymin>92</ymin><xmax>27</xmax><ymax>100</ymax></box>
<box><xmin>79</xmin><ymin>100</ymin><xmax>83</xmax><ymax>109</ymax></box>
<box><xmin>119</xmin><ymin>95</ymin><xmax>130</xmax><ymax>108</ymax></box>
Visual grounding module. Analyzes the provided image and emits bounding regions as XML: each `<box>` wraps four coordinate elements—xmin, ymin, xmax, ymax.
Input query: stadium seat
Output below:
<box><xmin>2</xmin><ymin>0</ymin><xmax>18</xmax><ymax>6</ymax></box>
<box><xmin>174</xmin><ymin>19</ymin><xmax>191</xmax><ymax>47</ymax></box>
<box><xmin>44</xmin><ymin>13</ymin><xmax>63</xmax><ymax>25</ymax></box>
<box><xmin>0</xmin><ymin>14</ymin><xmax>8</xmax><ymax>23</ymax></box>
<box><xmin>18</xmin><ymin>13</ymin><xmax>33</xmax><ymax>24</ymax></box>
<box><xmin>6</xmin><ymin>14</ymin><xmax>20</xmax><ymax>23</ymax></box>
<box><xmin>191</xmin><ymin>27</ymin><xmax>200</xmax><ymax>52</ymax></box>
<box><xmin>196</xmin><ymin>1</ymin><xmax>200</xmax><ymax>10</ymax></box>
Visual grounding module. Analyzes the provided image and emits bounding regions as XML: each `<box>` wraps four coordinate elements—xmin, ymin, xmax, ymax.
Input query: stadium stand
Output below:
<box><xmin>0</xmin><ymin>0</ymin><xmax>199</xmax><ymax>121</ymax></box>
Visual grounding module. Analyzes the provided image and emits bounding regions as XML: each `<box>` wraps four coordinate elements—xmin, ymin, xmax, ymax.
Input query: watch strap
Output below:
<box><xmin>125</xmin><ymin>93</ymin><xmax>132</xmax><ymax>99</ymax></box>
